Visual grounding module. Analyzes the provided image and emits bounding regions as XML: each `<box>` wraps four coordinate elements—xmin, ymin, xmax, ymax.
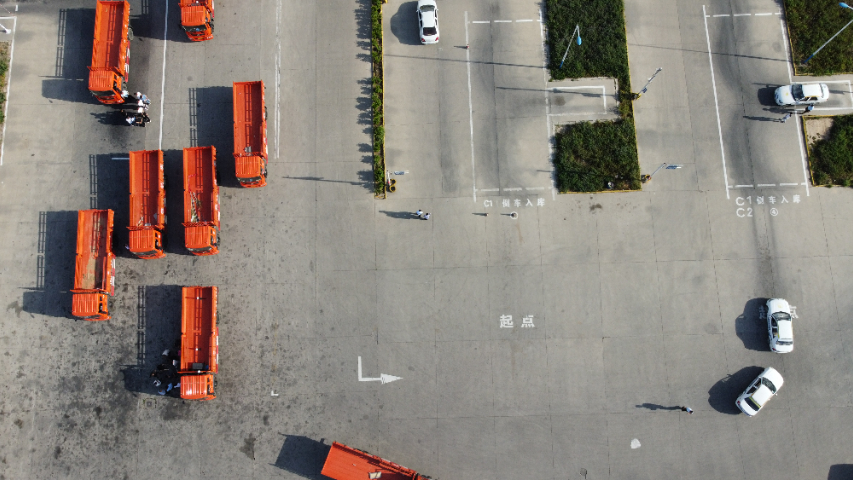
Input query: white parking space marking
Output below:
<box><xmin>472</xmin><ymin>21</ymin><xmax>489</xmax><ymax>24</ymax></box>
<box><xmin>494</xmin><ymin>20</ymin><xmax>512</xmax><ymax>23</ymax></box>
<box><xmin>0</xmin><ymin>15</ymin><xmax>16</xmax><ymax>166</ymax></box>
<box><xmin>755</xmin><ymin>13</ymin><xmax>773</xmax><ymax>16</ymax></box>
<box><xmin>811</xmin><ymin>80</ymin><xmax>853</xmax><ymax>111</ymax></box>
<box><xmin>757</xmin><ymin>183</ymin><xmax>775</xmax><ymax>187</ymax></box>
<box><xmin>516</xmin><ymin>19</ymin><xmax>533</xmax><ymax>23</ymax></box>
<box><xmin>713</xmin><ymin>14</ymin><xmax>729</xmax><ymax>17</ymax></box>
<box><xmin>780</xmin><ymin>183</ymin><xmax>799</xmax><ymax>186</ymax></box>
<box><xmin>706</xmin><ymin>12</ymin><xmax>781</xmax><ymax>17</ymax></box>
<box><xmin>795</xmin><ymin>113</ymin><xmax>810</xmax><ymax>196</ymax></box>
<box><xmin>702</xmin><ymin>5</ymin><xmax>731</xmax><ymax>199</ymax></box>
<box><xmin>158</xmin><ymin>0</ymin><xmax>169</xmax><ymax>150</ymax></box>
<box><xmin>780</xmin><ymin>18</ymin><xmax>793</xmax><ymax>83</ymax></box>
<box><xmin>465</xmin><ymin>11</ymin><xmax>477</xmax><ymax>202</ymax></box>
<box><xmin>734</xmin><ymin>13</ymin><xmax>751</xmax><ymax>17</ymax></box>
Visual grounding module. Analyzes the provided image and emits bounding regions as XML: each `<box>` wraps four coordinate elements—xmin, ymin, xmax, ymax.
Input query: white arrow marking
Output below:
<box><xmin>358</xmin><ymin>356</ymin><xmax>402</xmax><ymax>385</ymax></box>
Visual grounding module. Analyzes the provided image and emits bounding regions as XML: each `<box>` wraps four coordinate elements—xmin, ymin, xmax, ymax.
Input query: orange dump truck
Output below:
<box><xmin>89</xmin><ymin>0</ymin><xmax>131</xmax><ymax>104</ymax></box>
<box><xmin>179</xmin><ymin>286</ymin><xmax>218</xmax><ymax>401</ymax></box>
<box><xmin>179</xmin><ymin>0</ymin><xmax>215</xmax><ymax>41</ymax></box>
<box><xmin>72</xmin><ymin>209</ymin><xmax>116</xmax><ymax>321</ymax></box>
<box><xmin>321</xmin><ymin>442</ymin><xmax>432</xmax><ymax>480</ymax></box>
<box><xmin>128</xmin><ymin>150</ymin><xmax>166</xmax><ymax>259</ymax></box>
<box><xmin>233</xmin><ymin>81</ymin><xmax>268</xmax><ymax>188</ymax></box>
<box><xmin>183</xmin><ymin>146</ymin><xmax>220</xmax><ymax>255</ymax></box>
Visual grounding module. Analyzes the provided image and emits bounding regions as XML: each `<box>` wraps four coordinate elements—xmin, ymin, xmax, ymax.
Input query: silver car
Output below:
<box><xmin>774</xmin><ymin>83</ymin><xmax>829</xmax><ymax>106</ymax></box>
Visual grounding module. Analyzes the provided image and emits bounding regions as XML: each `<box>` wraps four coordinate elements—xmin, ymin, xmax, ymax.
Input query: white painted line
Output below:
<box><xmin>525</xmin><ymin>186</ymin><xmax>547</xmax><ymax>190</ymax></box>
<box><xmin>703</xmin><ymin>5</ymin><xmax>730</xmax><ymax>199</ymax></box>
<box><xmin>274</xmin><ymin>0</ymin><xmax>281</xmax><ymax>160</ymax></box>
<box><xmin>795</xmin><ymin>111</ymin><xmax>810</xmax><ymax>196</ymax></box>
<box><xmin>779</xmin><ymin>183</ymin><xmax>799</xmax><ymax>186</ymax></box>
<box><xmin>549</xmin><ymin>112</ymin><xmax>603</xmax><ymax>117</ymax></box>
<box><xmin>0</xmin><ymin>16</ymin><xmax>16</xmax><ymax>166</ymax></box>
<box><xmin>472</xmin><ymin>21</ymin><xmax>489</xmax><ymax>24</ymax></box>
<box><xmin>801</xmin><ymin>182</ymin><xmax>807</xmax><ymax>185</ymax></box>
<box><xmin>734</xmin><ymin>185</ymin><xmax>754</xmax><ymax>188</ymax></box>
<box><xmin>479</xmin><ymin>188</ymin><xmax>500</xmax><ymax>192</ymax></box>
<box><xmin>733</xmin><ymin>13</ymin><xmax>751</xmax><ymax>16</ymax></box>
<box><xmin>539</xmin><ymin>9</ymin><xmax>543</xmax><ymax>23</ymax></box>
<box><xmin>813</xmin><ymin>107</ymin><xmax>853</xmax><ymax>111</ymax></box>
<box><xmin>158</xmin><ymin>0</ymin><xmax>169</xmax><ymax>151</ymax></box>
<box><xmin>504</xmin><ymin>187</ymin><xmax>523</xmax><ymax>191</ymax></box>
<box><xmin>516</xmin><ymin>19</ymin><xmax>533</xmax><ymax>23</ymax></box>
<box><xmin>465</xmin><ymin>11</ymin><xmax>477</xmax><ymax>202</ymax></box>
<box><xmin>540</xmin><ymin>7</ymin><xmax>555</xmax><ymax>191</ymax></box>
<box><xmin>755</xmin><ymin>13</ymin><xmax>772</xmax><ymax>16</ymax></box>
<box><xmin>848</xmin><ymin>79</ymin><xmax>852</xmax><ymax>107</ymax></box>
<box><xmin>780</xmin><ymin>17</ymin><xmax>793</xmax><ymax>83</ymax></box>
<box><xmin>494</xmin><ymin>20</ymin><xmax>512</xmax><ymax>23</ymax></box>
<box><xmin>713</xmin><ymin>14</ymin><xmax>730</xmax><ymax>17</ymax></box>
<box><xmin>775</xmin><ymin>12</ymin><xmax>782</xmax><ymax>15</ymax></box>
<box><xmin>757</xmin><ymin>183</ymin><xmax>776</xmax><ymax>187</ymax></box>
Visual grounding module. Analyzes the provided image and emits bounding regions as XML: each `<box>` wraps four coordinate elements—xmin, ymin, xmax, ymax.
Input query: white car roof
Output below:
<box><xmin>777</xmin><ymin>320</ymin><xmax>793</xmax><ymax>340</ymax></box>
<box><xmin>750</xmin><ymin>384</ymin><xmax>774</xmax><ymax>407</ymax></box>
<box><xmin>801</xmin><ymin>84</ymin><xmax>824</xmax><ymax>98</ymax></box>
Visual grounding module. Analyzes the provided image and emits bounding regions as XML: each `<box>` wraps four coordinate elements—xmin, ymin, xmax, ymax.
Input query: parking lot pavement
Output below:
<box><xmin>3</xmin><ymin>0</ymin><xmax>853</xmax><ymax>478</ymax></box>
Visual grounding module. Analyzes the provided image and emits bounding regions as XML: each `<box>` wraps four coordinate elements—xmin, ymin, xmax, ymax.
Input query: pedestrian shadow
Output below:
<box><xmin>380</xmin><ymin>210</ymin><xmax>422</xmax><ymax>219</ymax></box>
<box><xmin>273</xmin><ymin>434</ymin><xmax>330</xmax><ymax>477</ymax></box>
<box><xmin>635</xmin><ymin>403</ymin><xmax>681</xmax><ymax>411</ymax></box>
<box><xmin>743</xmin><ymin>115</ymin><xmax>779</xmax><ymax>123</ymax></box>
<box><xmin>707</xmin><ymin>366</ymin><xmax>765</xmax><ymax>414</ymax></box>
<box><xmin>829</xmin><ymin>464</ymin><xmax>853</xmax><ymax>480</ymax></box>
<box><xmin>735</xmin><ymin>298</ymin><xmax>767</xmax><ymax>351</ymax></box>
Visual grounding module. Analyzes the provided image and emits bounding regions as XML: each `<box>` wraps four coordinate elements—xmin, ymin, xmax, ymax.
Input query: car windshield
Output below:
<box><xmin>420</xmin><ymin>5</ymin><xmax>435</xmax><ymax>12</ymax></box>
<box><xmin>777</xmin><ymin>340</ymin><xmax>792</xmax><ymax>345</ymax></box>
<box><xmin>792</xmin><ymin>84</ymin><xmax>804</xmax><ymax>100</ymax></box>
<box><xmin>745</xmin><ymin>397</ymin><xmax>761</xmax><ymax>411</ymax></box>
<box><xmin>760</xmin><ymin>377</ymin><xmax>777</xmax><ymax>393</ymax></box>
<box><xmin>771</xmin><ymin>312</ymin><xmax>791</xmax><ymax>322</ymax></box>
<box><xmin>423</xmin><ymin>26</ymin><xmax>437</xmax><ymax>35</ymax></box>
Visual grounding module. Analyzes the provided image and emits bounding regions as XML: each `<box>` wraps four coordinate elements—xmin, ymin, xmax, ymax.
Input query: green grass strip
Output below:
<box><xmin>372</xmin><ymin>0</ymin><xmax>386</xmax><ymax>197</ymax></box>
<box><xmin>554</xmin><ymin>118</ymin><xmax>640</xmax><ymax>192</ymax></box>
<box><xmin>810</xmin><ymin>115</ymin><xmax>853</xmax><ymax>186</ymax></box>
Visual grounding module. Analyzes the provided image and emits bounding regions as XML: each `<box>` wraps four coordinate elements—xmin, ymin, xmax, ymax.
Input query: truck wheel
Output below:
<box><xmin>127</xmin><ymin>27</ymin><xmax>134</xmax><ymax>41</ymax></box>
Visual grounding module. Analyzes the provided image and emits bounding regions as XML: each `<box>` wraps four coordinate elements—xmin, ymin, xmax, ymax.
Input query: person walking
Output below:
<box><xmin>805</xmin><ymin>104</ymin><xmax>815</xmax><ymax>114</ymax></box>
<box><xmin>780</xmin><ymin>112</ymin><xmax>792</xmax><ymax>123</ymax></box>
<box><xmin>681</xmin><ymin>406</ymin><xmax>693</xmax><ymax>414</ymax></box>
<box><xmin>423</xmin><ymin>213</ymin><xmax>431</xmax><ymax>220</ymax></box>
<box><xmin>415</xmin><ymin>209</ymin><xmax>423</xmax><ymax>218</ymax></box>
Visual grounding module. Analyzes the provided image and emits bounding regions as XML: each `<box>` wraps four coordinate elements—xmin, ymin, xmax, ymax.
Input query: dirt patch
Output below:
<box><xmin>805</xmin><ymin>116</ymin><xmax>834</xmax><ymax>151</ymax></box>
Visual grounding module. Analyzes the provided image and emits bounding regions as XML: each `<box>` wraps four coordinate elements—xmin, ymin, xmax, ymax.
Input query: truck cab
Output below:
<box><xmin>180</xmin><ymin>0</ymin><xmax>215</xmax><ymax>41</ymax></box>
<box><xmin>71</xmin><ymin>292</ymin><xmax>111</xmax><ymax>321</ymax></box>
<box><xmin>128</xmin><ymin>229</ymin><xmax>164</xmax><ymax>258</ymax></box>
<box><xmin>184</xmin><ymin>225</ymin><xmax>219</xmax><ymax>255</ymax></box>
<box><xmin>88</xmin><ymin>70</ymin><xmax>126</xmax><ymax>104</ymax></box>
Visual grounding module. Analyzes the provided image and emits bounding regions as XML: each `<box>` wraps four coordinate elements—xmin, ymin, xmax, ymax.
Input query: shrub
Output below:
<box><xmin>784</xmin><ymin>0</ymin><xmax>853</xmax><ymax>75</ymax></box>
<box><xmin>810</xmin><ymin>114</ymin><xmax>853</xmax><ymax>186</ymax></box>
<box><xmin>554</xmin><ymin>119</ymin><xmax>640</xmax><ymax>192</ymax></box>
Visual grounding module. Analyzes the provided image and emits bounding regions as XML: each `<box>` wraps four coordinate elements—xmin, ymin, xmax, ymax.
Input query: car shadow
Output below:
<box><xmin>273</xmin><ymin>434</ymin><xmax>330</xmax><ymax>477</ymax></box>
<box><xmin>757</xmin><ymin>85</ymin><xmax>780</xmax><ymax>106</ymax></box>
<box><xmin>735</xmin><ymin>298</ymin><xmax>767</xmax><ymax>351</ymax></box>
<box><xmin>829</xmin><ymin>464</ymin><xmax>853</xmax><ymax>480</ymax></box>
<box><xmin>389</xmin><ymin>1</ymin><xmax>421</xmax><ymax>46</ymax></box>
<box><xmin>707</xmin><ymin>366</ymin><xmax>765</xmax><ymax>414</ymax></box>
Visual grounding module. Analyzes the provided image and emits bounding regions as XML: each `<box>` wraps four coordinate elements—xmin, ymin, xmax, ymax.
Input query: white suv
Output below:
<box><xmin>765</xmin><ymin>298</ymin><xmax>794</xmax><ymax>353</ymax></box>
<box><xmin>736</xmin><ymin>367</ymin><xmax>784</xmax><ymax>416</ymax></box>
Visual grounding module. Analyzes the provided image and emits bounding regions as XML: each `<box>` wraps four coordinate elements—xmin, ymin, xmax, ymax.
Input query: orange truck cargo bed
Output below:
<box><xmin>233</xmin><ymin>81</ymin><xmax>268</xmax><ymax>188</ymax></box>
<box><xmin>128</xmin><ymin>150</ymin><xmax>166</xmax><ymax>259</ymax></box>
<box><xmin>182</xmin><ymin>146</ymin><xmax>220</xmax><ymax>255</ymax></box>
<box><xmin>179</xmin><ymin>286</ymin><xmax>218</xmax><ymax>401</ymax></box>
<box><xmin>71</xmin><ymin>209</ymin><xmax>116</xmax><ymax>321</ymax></box>
<box><xmin>321</xmin><ymin>442</ymin><xmax>429</xmax><ymax>480</ymax></box>
<box><xmin>89</xmin><ymin>1</ymin><xmax>131</xmax><ymax>104</ymax></box>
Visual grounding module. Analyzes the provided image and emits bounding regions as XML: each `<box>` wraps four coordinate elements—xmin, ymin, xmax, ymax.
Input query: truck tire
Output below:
<box><xmin>127</xmin><ymin>27</ymin><xmax>134</xmax><ymax>41</ymax></box>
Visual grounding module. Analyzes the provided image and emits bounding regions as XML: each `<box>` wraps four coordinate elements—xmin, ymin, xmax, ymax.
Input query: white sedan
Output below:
<box><xmin>736</xmin><ymin>367</ymin><xmax>784</xmax><ymax>417</ymax></box>
<box><xmin>766</xmin><ymin>298</ymin><xmax>794</xmax><ymax>353</ymax></box>
<box><xmin>774</xmin><ymin>83</ymin><xmax>829</xmax><ymax>106</ymax></box>
<box><xmin>417</xmin><ymin>0</ymin><xmax>439</xmax><ymax>44</ymax></box>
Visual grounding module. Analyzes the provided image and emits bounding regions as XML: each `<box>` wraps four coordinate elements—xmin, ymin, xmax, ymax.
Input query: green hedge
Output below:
<box><xmin>554</xmin><ymin>118</ymin><xmax>640</xmax><ymax>192</ymax></box>
<box><xmin>371</xmin><ymin>0</ymin><xmax>385</xmax><ymax>196</ymax></box>
<box><xmin>546</xmin><ymin>0</ymin><xmax>639</xmax><ymax>192</ymax></box>
<box><xmin>810</xmin><ymin>115</ymin><xmax>853</xmax><ymax>186</ymax></box>
<box><xmin>784</xmin><ymin>0</ymin><xmax>853</xmax><ymax>75</ymax></box>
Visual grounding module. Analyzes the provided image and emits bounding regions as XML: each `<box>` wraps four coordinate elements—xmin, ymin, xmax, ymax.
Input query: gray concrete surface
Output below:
<box><xmin>0</xmin><ymin>0</ymin><xmax>852</xmax><ymax>479</ymax></box>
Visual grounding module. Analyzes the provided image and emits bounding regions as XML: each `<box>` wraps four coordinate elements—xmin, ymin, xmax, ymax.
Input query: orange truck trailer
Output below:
<box><xmin>88</xmin><ymin>0</ymin><xmax>131</xmax><ymax>104</ymax></box>
<box><xmin>179</xmin><ymin>0</ymin><xmax>215</xmax><ymax>41</ymax></box>
<box><xmin>71</xmin><ymin>209</ymin><xmax>116</xmax><ymax>321</ymax></box>
<box><xmin>183</xmin><ymin>146</ymin><xmax>220</xmax><ymax>255</ymax></box>
<box><xmin>233</xmin><ymin>81</ymin><xmax>268</xmax><ymax>188</ymax></box>
<box><xmin>128</xmin><ymin>150</ymin><xmax>166</xmax><ymax>259</ymax></box>
<box><xmin>179</xmin><ymin>286</ymin><xmax>218</xmax><ymax>401</ymax></box>
<box><xmin>321</xmin><ymin>442</ymin><xmax>432</xmax><ymax>480</ymax></box>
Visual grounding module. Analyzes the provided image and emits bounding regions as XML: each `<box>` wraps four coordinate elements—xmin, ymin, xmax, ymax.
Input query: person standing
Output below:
<box><xmin>805</xmin><ymin>104</ymin><xmax>815</xmax><ymax>114</ymax></box>
<box><xmin>781</xmin><ymin>112</ymin><xmax>792</xmax><ymax>123</ymax></box>
<box><xmin>681</xmin><ymin>406</ymin><xmax>693</xmax><ymax>414</ymax></box>
<box><xmin>423</xmin><ymin>213</ymin><xmax>431</xmax><ymax>220</ymax></box>
<box><xmin>415</xmin><ymin>209</ymin><xmax>423</xmax><ymax>218</ymax></box>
